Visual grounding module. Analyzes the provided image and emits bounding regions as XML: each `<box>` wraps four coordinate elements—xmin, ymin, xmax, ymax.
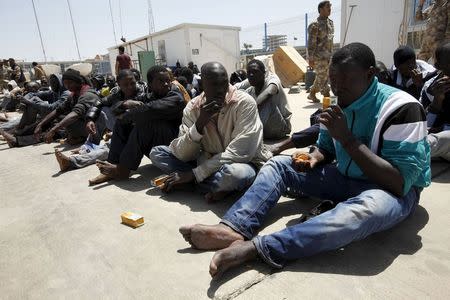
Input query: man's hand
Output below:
<box><xmin>430</xmin><ymin>76</ymin><xmax>450</xmax><ymax>98</ymax></box>
<box><xmin>411</xmin><ymin>69</ymin><xmax>424</xmax><ymax>87</ymax></box>
<box><xmin>195</xmin><ymin>100</ymin><xmax>223</xmax><ymax>134</ymax></box>
<box><xmin>44</xmin><ymin>129</ymin><xmax>56</xmax><ymax>143</ymax></box>
<box><xmin>34</xmin><ymin>124</ymin><xmax>43</xmax><ymax>140</ymax></box>
<box><xmin>291</xmin><ymin>151</ymin><xmax>320</xmax><ymax>172</ymax></box>
<box><xmin>86</xmin><ymin>120</ymin><xmax>97</xmax><ymax>135</ymax></box>
<box><xmin>122</xmin><ymin>100</ymin><xmax>143</xmax><ymax>109</ymax></box>
<box><xmin>161</xmin><ymin>171</ymin><xmax>195</xmax><ymax>193</ymax></box>
<box><xmin>318</xmin><ymin>105</ymin><xmax>351</xmax><ymax>143</ymax></box>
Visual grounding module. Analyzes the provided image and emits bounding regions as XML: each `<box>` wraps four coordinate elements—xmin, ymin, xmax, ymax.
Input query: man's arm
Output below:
<box><xmin>255</xmin><ymin>83</ymin><xmax>278</xmax><ymax>106</ymax></box>
<box><xmin>192</xmin><ymin>97</ymin><xmax>266</xmax><ymax>183</ymax></box>
<box><xmin>120</xmin><ymin>90</ymin><xmax>185</xmax><ymax>123</ymax></box>
<box><xmin>320</xmin><ymin>104</ymin><xmax>428</xmax><ymax>197</ymax></box>
<box><xmin>115</xmin><ymin>58</ymin><xmax>119</xmax><ymax>75</ymax></box>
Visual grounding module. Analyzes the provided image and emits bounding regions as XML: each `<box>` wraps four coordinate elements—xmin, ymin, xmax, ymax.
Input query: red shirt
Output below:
<box><xmin>116</xmin><ymin>53</ymin><xmax>132</xmax><ymax>71</ymax></box>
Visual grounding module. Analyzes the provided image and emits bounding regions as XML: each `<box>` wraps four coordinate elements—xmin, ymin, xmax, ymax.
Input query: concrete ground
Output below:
<box><xmin>0</xmin><ymin>89</ymin><xmax>449</xmax><ymax>300</ymax></box>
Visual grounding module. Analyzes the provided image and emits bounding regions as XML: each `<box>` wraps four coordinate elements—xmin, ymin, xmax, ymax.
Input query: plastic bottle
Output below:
<box><xmin>323</xmin><ymin>96</ymin><xmax>331</xmax><ymax>109</ymax></box>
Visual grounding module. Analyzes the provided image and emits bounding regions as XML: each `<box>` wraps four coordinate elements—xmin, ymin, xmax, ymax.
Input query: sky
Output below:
<box><xmin>0</xmin><ymin>0</ymin><xmax>341</xmax><ymax>62</ymax></box>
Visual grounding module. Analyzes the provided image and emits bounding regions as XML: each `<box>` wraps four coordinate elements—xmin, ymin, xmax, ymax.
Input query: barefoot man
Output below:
<box><xmin>90</xmin><ymin>66</ymin><xmax>185</xmax><ymax>185</ymax></box>
<box><xmin>179</xmin><ymin>43</ymin><xmax>431</xmax><ymax>277</ymax></box>
<box><xmin>150</xmin><ymin>62</ymin><xmax>271</xmax><ymax>202</ymax></box>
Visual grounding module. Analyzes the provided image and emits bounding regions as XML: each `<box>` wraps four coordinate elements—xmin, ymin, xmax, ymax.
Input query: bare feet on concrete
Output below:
<box><xmin>209</xmin><ymin>240</ymin><xmax>258</xmax><ymax>278</ymax></box>
<box><xmin>179</xmin><ymin>223</ymin><xmax>244</xmax><ymax>250</ymax></box>
<box><xmin>54</xmin><ymin>150</ymin><xmax>72</xmax><ymax>172</ymax></box>
<box><xmin>0</xmin><ymin>129</ymin><xmax>17</xmax><ymax>148</ymax></box>
<box><xmin>96</xmin><ymin>160</ymin><xmax>130</xmax><ymax>179</ymax></box>
<box><xmin>88</xmin><ymin>173</ymin><xmax>113</xmax><ymax>186</ymax></box>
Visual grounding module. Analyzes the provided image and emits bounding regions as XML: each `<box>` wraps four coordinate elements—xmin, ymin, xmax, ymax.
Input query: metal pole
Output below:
<box><xmin>31</xmin><ymin>0</ymin><xmax>47</xmax><ymax>62</ymax></box>
<box><xmin>305</xmin><ymin>13</ymin><xmax>308</xmax><ymax>46</ymax></box>
<box><xmin>343</xmin><ymin>5</ymin><xmax>357</xmax><ymax>46</ymax></box>
<box><xmin>66</xmin><ymin>0</ymin><xmax>82</xmax><ymax>60</ymax></box>
<box><xmin>264</xmin><ymin>23</ymin><xmax>268</xmax><ymax>51</ymax></box>
<box><xmin>108</xmin><ymin>0</ymin><xmax>118</xmax><ymax>45</ymax></box>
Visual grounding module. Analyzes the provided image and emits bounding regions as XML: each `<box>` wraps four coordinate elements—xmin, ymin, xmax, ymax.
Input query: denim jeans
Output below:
<box><xmin>221</xmin><ymin>155</ymin><xmax>421</xmax><ymax>268</ymax></box>
<box><xmin>149</xmin><ymin>145</ymin><xmax>257</xmax><ymax>193</ymax></box>
<box><xmin>69</xmin><ymin>143</ymin><xmax>110</xmax><ymax>169</ymax></box>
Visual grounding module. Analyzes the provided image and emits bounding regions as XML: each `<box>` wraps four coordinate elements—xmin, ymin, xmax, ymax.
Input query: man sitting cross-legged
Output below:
<box><xmin>54</xmin><ymin>69</ymin><xmax>145</xmax><ymax>172</ymax></box>
<box><xmin>179</xmin><ymin>43</ymin><xmax>431</xmax><ymax>277</ymax></box>
<box><xmin>90</xmin><ymin>66</ymin><xmax>186</xmax><ymax>185</ymax></box>
<box><xmin>150</xmin><ymin>62</ymin><xmax>272</xmax><ymax>202</ymax></box>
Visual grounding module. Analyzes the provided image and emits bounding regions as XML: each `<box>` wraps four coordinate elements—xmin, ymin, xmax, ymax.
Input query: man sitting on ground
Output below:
<box><xmin>55</xmin><ymin>69</ymin><xmax>146</xmax><ymax>172</ymax></box>
<box><xmin>388</xmin><ymin>45</ymin><xmax>436</xmax><ymax>99</ymax></box>
<box><xmin>421</xmin><ymin>43</ymin><xmax>450</xmax><ymax>161</ymax></box>
<box><xmin>90</xmin><ymin>66</ymin><xmax>185</xmax><ymax>185</ymax></box>
<box><xmin>150</xmin><ymin>62</ymin><xmax>272</xmax><ymax>202</ymax></box>
<box><xmin>235</xmin><ymin>59</ymin><xmax>292</xmax><ymax>140</ymax></box>
<box><xmin>36</xmin><ymin>69</ymin><xmax>99</xmax><ymax>145</ymax></box>
<box><xmin>179</xmin><ymin>43</ymin><xmax>430</xmax><ymax>277</ymax></box>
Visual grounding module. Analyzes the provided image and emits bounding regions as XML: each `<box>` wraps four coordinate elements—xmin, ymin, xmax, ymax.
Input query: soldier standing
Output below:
<box><xmin>415</xmin><ymin>0</ymin><xmax>449</xmax><ymax>62</ymax></box>
<box><xmin>307</xmin><ymin>1</ymin><xmax>334</xmax><ymax>103</ymax></box>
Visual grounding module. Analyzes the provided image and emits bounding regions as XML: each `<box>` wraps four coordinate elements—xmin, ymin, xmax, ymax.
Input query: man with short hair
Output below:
<box><xmin>150</xmin><ymin>62</ymin><xmax>271</xmax><ymax>202</ymax></box>
<box><xmin>389</xmin><ymin>45</ymin><xmax>436</xmax><ymax>99</ymax></box>
<box><xmin>239</xmin><ymin>59</ymin><xmax>292</xmax><ymax>140</ymax></box>
<box><xmin>179</xmin><ymin>43</ymin><xmax>430</xmax><ymax>278</ymax></box>
<box><xmin>115</xmin><ymin>45</ymin><xmax>132</xmax><ymax>75</ymax></box>
<box><xmin>8</xmin><ymin>58</ymin><xmax>25</xmax><ymax>87</ymax></box>
<box><xmin>307</xmin><ymin>0</ymin><xmax>334</xmax><ymax>103</ymax></box>
<box><xmin>32</xmin><ymin>62</ymin><xmax>46</xmax><ymax>81</ymax></box>
<box><xmin>91</xmin><ymin>65</ymin><xmax>185</xmax><ymax>185</ymax></box>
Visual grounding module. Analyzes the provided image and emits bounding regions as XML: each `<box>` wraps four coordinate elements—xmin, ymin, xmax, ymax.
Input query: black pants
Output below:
<box><xmin>291</xmin><ymin>123</ymin><xmax>320</xmax><ymax>148</ymax></box>
<box><xmin>108</xmin><ymin>119</ymin><xmax>179</xmax><ymax>171</ymax></box>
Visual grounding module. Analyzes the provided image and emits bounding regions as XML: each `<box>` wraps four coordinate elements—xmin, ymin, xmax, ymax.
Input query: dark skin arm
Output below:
<box><xmin>162</xmin><ymin>99</ymin><xmax>223</xmax><ymax>192</ymax></box>
<box><xmin>44</xmin><ymin>111</ymin><xmax>80</xmax><ymax>143</ymax></box>
<box><xmin>255</xmin><ymin>83</ymin><xmax>278</xmax><ymax>106</ymax></box>
<box><xmin>34</xmin><ymin>109</ymin><xmax>59</xmax><ymax>139</ymax></box>
<box><xmin>319</xmin><ymin>106</ymin><xmax>405</xmax><ymax>197</ymax></box>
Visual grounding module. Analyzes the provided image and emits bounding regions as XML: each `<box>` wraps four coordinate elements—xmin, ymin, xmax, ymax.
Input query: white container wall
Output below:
<box><xmin>108</xmin><ymin>23</ymin><xmax>241</xmax><ymax>76</ymax></box>
<box><xmin>340</xmin><ymin>0</ymin><xmax>405</xmax><ymax>67</ymax></box>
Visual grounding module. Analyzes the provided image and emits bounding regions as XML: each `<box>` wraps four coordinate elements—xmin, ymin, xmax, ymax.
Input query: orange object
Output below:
<box><xmin>151</xmin><ymin>175</ymin><xmax>169</xmax><ymax>188</ymax></box>
<box><xmin>121</xmin><ymin>212</ymin><xmax>144</xmax><ymax>228</ymax></box>
<box><xmin>293</xmin><ymin>152</ymin><xmax>310</xmax><ymax>163</ymax></box>
<box><xmin>323</xmin><ymin>97</ymin><xmax>331</xmax><ymax>109</ymax></box>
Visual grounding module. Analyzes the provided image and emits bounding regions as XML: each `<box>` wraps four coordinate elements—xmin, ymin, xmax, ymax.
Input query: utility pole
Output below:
<box><xmin>148</xmin><ymin>0</ymin><xmax>155</xmax><ymax>34</ymax></box>
<box><xmin>343</xmin><ymin>5</ymin><xmax>357</xmax><ymax>46</ymax></box>
<box><xmin>108</xmin><ymin>0</ymin><xmax>118</xmax><ymax>45</ymax></box>
<box><xmin>31</xmin><ymin>0</ymin><xmax>47</xmax><ymax>62</ymax></box>
<box><xmin>66</xmin><ymin>0</ymin><xmax>82</xmax><ymax>60</ymax></box>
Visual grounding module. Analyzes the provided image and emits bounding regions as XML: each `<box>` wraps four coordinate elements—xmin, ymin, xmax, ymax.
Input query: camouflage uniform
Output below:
<box><xmin>308</xmin><ymin>16</ymin><xmax>334</xmax><ymax>97</ymax></box>
<box><xmin>416</xmin><ymin>0</ymin><xmax>448</xmax><ymax>61</ymax></box>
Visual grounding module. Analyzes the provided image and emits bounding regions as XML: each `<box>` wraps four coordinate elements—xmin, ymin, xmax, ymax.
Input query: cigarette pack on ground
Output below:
<box><xmin>121</xmin><ymin>212</ymin><xmax>144</xmax><ymax>228</ymax></box>
<box><xmin>151</xmin><ymin>175</ymin><xmax>169</xmax><ymax>188</ymax></box>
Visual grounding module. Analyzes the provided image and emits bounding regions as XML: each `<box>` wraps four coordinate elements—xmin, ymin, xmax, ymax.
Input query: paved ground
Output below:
<box><xmin>0</xmin><ymin>89</ymin><xmax>449</xmax><ymax>299</ymax></box>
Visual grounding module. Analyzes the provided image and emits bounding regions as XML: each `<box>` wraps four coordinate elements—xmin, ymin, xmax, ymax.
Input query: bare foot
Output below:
<box><xmin>204</xmin><ymin>191</ymin><xmax>229</xmax><ymax>203</ymax></box>
<box><xmin>209</xmin><ymin>240</ymin><xmax>258</xmax><ymax>278</ymax></box>
<box><xmin>179</xmin><ymin>223</ymin><xmax>244</xmax><ymax>250</ymax></box>
<box><xmin>96</xmin><ymin>160</ymin><xmax>130</xmax><ymax>179</ymax></box>
<box><xmin>89</xmin><ymin>173</ymin><xmax>113</xmax><ymax>186</ymax></box>
<box><xmin>307</xmin><ymin>93</ymin><xmax>320</xmax><ymax>103</ymax></box>
<box><xmin>0</xmin><ymin>129</ymin><xmax>17</xmax><ymax>148</ymax></box>
<box><xmin>55</xmin><ymin>150</ymin><xmax>72</xmax><ymax>172</ymax></box>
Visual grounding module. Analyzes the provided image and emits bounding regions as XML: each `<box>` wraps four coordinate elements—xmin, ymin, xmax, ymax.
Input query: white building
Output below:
<box><xmin>108</xmin><ymin>23</ymin><xmax>241</xmax><ymax>77</ymax></box>
<box><xmin>340</xmin><ymin>0</ymin><xmax>428</xmax><ymax>67</ymax></box>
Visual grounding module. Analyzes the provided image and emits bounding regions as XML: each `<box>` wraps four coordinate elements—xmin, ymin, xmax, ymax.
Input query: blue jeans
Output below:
<box><xmin>221</xmin><ymin>156</ymin><xmax>421</xmax><ymax>268</ymax></box>
<box><xmin>149</xmin><ymin>146</ymin><xmax>257</xmax><ymax>193</ymax></box>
